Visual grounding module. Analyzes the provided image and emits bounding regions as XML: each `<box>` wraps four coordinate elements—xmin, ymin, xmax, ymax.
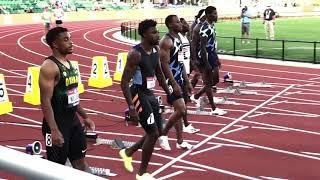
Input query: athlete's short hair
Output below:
<box><xmin>165</xmin><ymin>15</ymin><xmax>177</xmax><ymax>28</ymax></box>
<box><xmin>195</xmin><ymin>9</ymin><xmax>205</xmax><ymax>19</ymax></box>
<box><xmin>46</xmin><ymin>27</ymin><xmax>68</xmax><ymax>48</ymax></box>
<box><xmin>138</xmin><ymin>19</ymin><xmax>157</xmax><ymax>37</ymax></box>
<box><xmin>205</xmin><ymin>6</ymin><xmax>216</xmax><ymax>15</ymax></box>
<box><xmin>180</xmin><ymin>17</ymin><xmax>186</xmax><ymax>22</ymax></box>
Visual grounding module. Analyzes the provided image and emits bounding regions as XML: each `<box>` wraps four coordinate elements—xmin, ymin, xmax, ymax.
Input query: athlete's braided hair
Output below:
<box><xmin>45</xmin><ymin>27</ymin><xmax>68</xmax><ymax>48</ymax></box>
<box><xmin>195</xmin><ymin>9</ymin><xmax>205</xmax><ymax>20</ymax></box>
<box><xmin>138</xmin><ymin>19</ymin><xmax>157</xmax><ymax>37</ymax></box>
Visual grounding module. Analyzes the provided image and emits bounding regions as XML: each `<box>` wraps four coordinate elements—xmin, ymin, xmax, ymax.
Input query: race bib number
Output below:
<box><xmin>178</xmin><ymin>46</ymin><xmax>191</xmax><ymax>74</ymax></box>
<box><xmin>147</xmin><ymin>77</ymin><xmax>155</xmax><ymax>89</ymax></box>
<box><xmin>67</xmin><ymin>87</ymin><xmax>79</xmax><ymax>106</ymax></box>
<box><xmin>45</xmin><ymin>133</ymin><xmax>52</xmax><ymax>147</ymax></box>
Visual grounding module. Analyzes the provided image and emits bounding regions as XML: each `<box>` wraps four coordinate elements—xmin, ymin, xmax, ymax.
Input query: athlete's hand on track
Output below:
<box><xmin>84</xmin><ymin>118</ymin><xmax>95</xmax><ymax>131</ymax></box>
<box><xmin>51</xmin><ymin>129</ymin><xmax>64</xmax><ymax>147</ymax></box>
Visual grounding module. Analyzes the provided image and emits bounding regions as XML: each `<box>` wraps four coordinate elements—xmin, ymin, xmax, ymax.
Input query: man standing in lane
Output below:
<box><xmin>120</xmin><ymin>19</ymin><xmax>171</xmax><ymax>180</ymax></box>
<box><xmin>240</xmin><ymin>5</ymin><xmax>251</xmax><ymax>43</ymax></box>
<box><xmin>39</xmin><ymin>27</ymin><xmax>95</xmax><ymax>172</ymax></box>
<box><xmin>263</xmin><ymin>5</ymin><xmax>276</xmax><ymax>40</ymax></box>
<box><xmin>178</xmin><ymin>17</ymin><xmax>200</xmax><ymax>134</ymax></box>
<box><xmin>159</xmin><ymin>15</ymin><xmax>193</xmax><ymax>150</ymax></box>
<box><xmin>190</xmin><ymin>6</ymin><xmax>227</xmax><ymax>116</ymax></box>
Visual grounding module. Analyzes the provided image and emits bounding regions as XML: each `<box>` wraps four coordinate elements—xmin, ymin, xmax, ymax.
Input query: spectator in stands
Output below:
<box><xmin>0</xmin><ymin>6</ymin><xmax>4</xmax><ymax>14</ymax></box>
<box><xmin>240</xmin><ymin>5</ymin><xmax>251</xmax><ymax>43</ymax></box>
<box><xmin>54</xmin><ymin>3</ymin><xmax>64</xmax><ymax>27</ymax></box>
<box><xmin>263</xmin><ymin>5</ymin><xmax>276</xmax><ymax>40</ymax></box>
<box><xmin>42</xmin><ymin>6</ymin><xmax>52</xmax><ymax>34</ymax></box>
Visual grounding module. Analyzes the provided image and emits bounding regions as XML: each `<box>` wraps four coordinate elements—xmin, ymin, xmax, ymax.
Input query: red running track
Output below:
<box><xmin>0</xmin><ymin>20</ymin><xmax>320</xmax><ymax>180</ymax></box>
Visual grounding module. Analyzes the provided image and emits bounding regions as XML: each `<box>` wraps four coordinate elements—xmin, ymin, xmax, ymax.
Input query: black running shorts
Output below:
<box><xmin>42</xmin><ymin>115</ymin><xmax>87</xmax><ymax>165</ymax></box>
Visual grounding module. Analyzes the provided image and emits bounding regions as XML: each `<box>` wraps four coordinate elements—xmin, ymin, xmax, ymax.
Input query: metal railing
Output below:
<box><xmin>120</xmin><ymin>19</ymin><xmax>320</xmax><ymax>64</ymax></box>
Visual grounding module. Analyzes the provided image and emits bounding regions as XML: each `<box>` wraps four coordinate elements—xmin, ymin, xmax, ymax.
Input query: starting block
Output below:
<box><xmin>233</xmin><ymin>81</ymin><xmax>272</xmax><ymax>88</ymax></box>
<box><xmin>161</xmin><ymin>106</ymin><xmax>226</xmax><ymax>116</ymax></box>
<box><xmin>95</xmin><ymin>137</ymin><xmax>161</xmax><ymax>150</ymax></box>
<box><xmin>85</xmin><ymin>132</ymin><xmax>133</xmax><ymax>149</ymax></box>
<box><xmin>94</xmin><ymin>138</ymin><xmax>135</xmax><ymax>149</ymax></box>
<box><xmin>89</xmin><ymin>166</ymin><xmax>117</xmax><ymax>177</ymax></box>
<box><xmin>217</xmin><ymin>86</ymin><xmax>258</xmax><ymax>95</ymax></box>
<box><xmin>214</xmin><ymin>96</ymin><xmax>238</xmax><ymax>105</ymax></box>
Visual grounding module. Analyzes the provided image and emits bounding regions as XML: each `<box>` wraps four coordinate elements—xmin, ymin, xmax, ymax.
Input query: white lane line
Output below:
<box><xmin>239</xmin><ymin>102</ymin><xmax>319</xmax><ymax>117</ymax></box>
<box><xmin>152</xmin><ymin>151</ymin><xmax>264</xmax><ymax>179</ymax></box>
<box><xmin>6</xmin><ymin>83</ymin><xmax>26</xmax><ymax>87</ymax></box>
<box><xmin>0</xmin><ymin>121</ymin><xmax>41</xmax><ymax>128</ymax></box>
<box><xmin>39</xmin><ymin>26</ymin><xmax>118</xmax><ymax>59</ymax></box>
<box><xmin>6</xmin><ymin>145</ymin><xmax>163</xmax><ymax>166</ymax></box>
<box><xmin>301</xmin><ymin>152</ymin><xmax>320</xmax><ymax>156</ymax></box>
<box><xmin>224</xmin><ymin>63</ymin><xmax>320</xmax><ymax>77</ymax></box>
<box><xmin>83</xmin><ymin>27</ymin><xmax>127</xmax><ymax>51</ymax></box>
<box><xmin>190</xmin><ymin>145</ymin><xmax>222</xmax><ymax>156</ymax></box>
<box><xmin>260</xmin><ymin>176</ymin><xmax>289</xmax><ymax>180</ymax></box>
<box><xmin>171</xmin><ymin>165</ymin><xmax>205</xmax><ymax>172</ymax></box>
<box><xmin>0</xmin><ymin>67</ymin><xmax>27</xmax><ymax>77</ymax></box>
<box><xmin>0</xmin><ymin>51</ymin><xmax>39</xmax><ymax>66</ymax></box>
<box><xmin>151</xmin><ymin>85</ymin><xmax>294</xmax><ymax>178</ymax></box>
<box><xmin>267</xmin><ymin>101</ymin><xmax>287</xmax><ymax>106</ymax></box>
<box><xmin>309</xmin><ymin>77</ymin><xmax>320</xmax><ymax>80</ymax></box>
<box><xmin>13</xmin><ymin>107</ymin><xmax>41</xmax><ymax>111</ymax></box>
<box><xmin>86</xmin><ymin>90</ymin><xmax>125</xmax><ymax>100</ymax></box>
<box><xmin>297</xmin><ymin>83</ymin><xmax>315</xmax><ymax>87</ymax></box>
<box><xmin>284</xmin><ymin>91</ymin><xmax>301</xmax><ymax>95</ymax></box>
<box><xmin>213</xmin><ymin>136</ymin><xmax>320</xmax><ymax>161</ymax></box>
<box><xmin>206</xmin><ymin>142</ymin><xmax>252</xmax><ymax>149</ymax></box>
<box><xmin>6</xmin><ymin>87</ymin><xmax>24</xmax><ymax>94</ymax></box>
<box><xmin>248</xmin><ymin>112</ymin><xmax>269</xmax><ymax>118</ymax></box>
<box><xmin>2</xmin><ymin>76</ymin><xmax>26</xmax><ymax>79</ymax></box>
<box><xmin>7</xmin><ymin>113</ymin><xmax>41</xmax><ymax>125</ymax></box>
<box><xmin>8</xmin><ymin>94</ymin><xmax>23</xmax><ymax>96</ymax></box>
<box><xmin>157</xmin><ymin>171</ymin><xmax>184</xmax><ymax>180</ymax></box>
<box><xmin>7</xmin><ymin>70</ymin><xmax>27</xmax><ymax>72</ymax></box>
<box><xmin>84</xmin><ymin>107</ymin><xmax>123</xmax><ymax>119</ymax></box>
<box><xmin>283</xmin><ymin>101</ymin><xmax>320</xmax><ymax>106</ymax></box>
<box><xmin>220</xmin><ymin>115</ymin><xmax>320</xmax><ymax>136</ymax></box>
<box><xmin>251</xmin><ymin>126</ymin><xmax>289</xmax><ymax>132</ymax></box>
<box><xmin>103</xmin><ymin>28</ymin><xmax>134</xmax><ymax>46</ymax></box>
<box><xmin>223</xmin><ymin>126</ymin><xmax>249</xmax><ymax>135</ymax></box>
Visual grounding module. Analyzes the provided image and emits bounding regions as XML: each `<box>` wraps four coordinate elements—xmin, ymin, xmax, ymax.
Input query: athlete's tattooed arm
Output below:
<box><xmin>39</xmin><ymin>59</ymin><xmax>64</xmax><ymax>147</ymax></box>
<box><xmin>159</xmin><ymin>36</ymin><xmax>181</xmax><ymax>96</ymax></box>
<box><xmin>121</xmin><ymin>49</ymin><xmax>141</xmax><ymax>122</ymax></box>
